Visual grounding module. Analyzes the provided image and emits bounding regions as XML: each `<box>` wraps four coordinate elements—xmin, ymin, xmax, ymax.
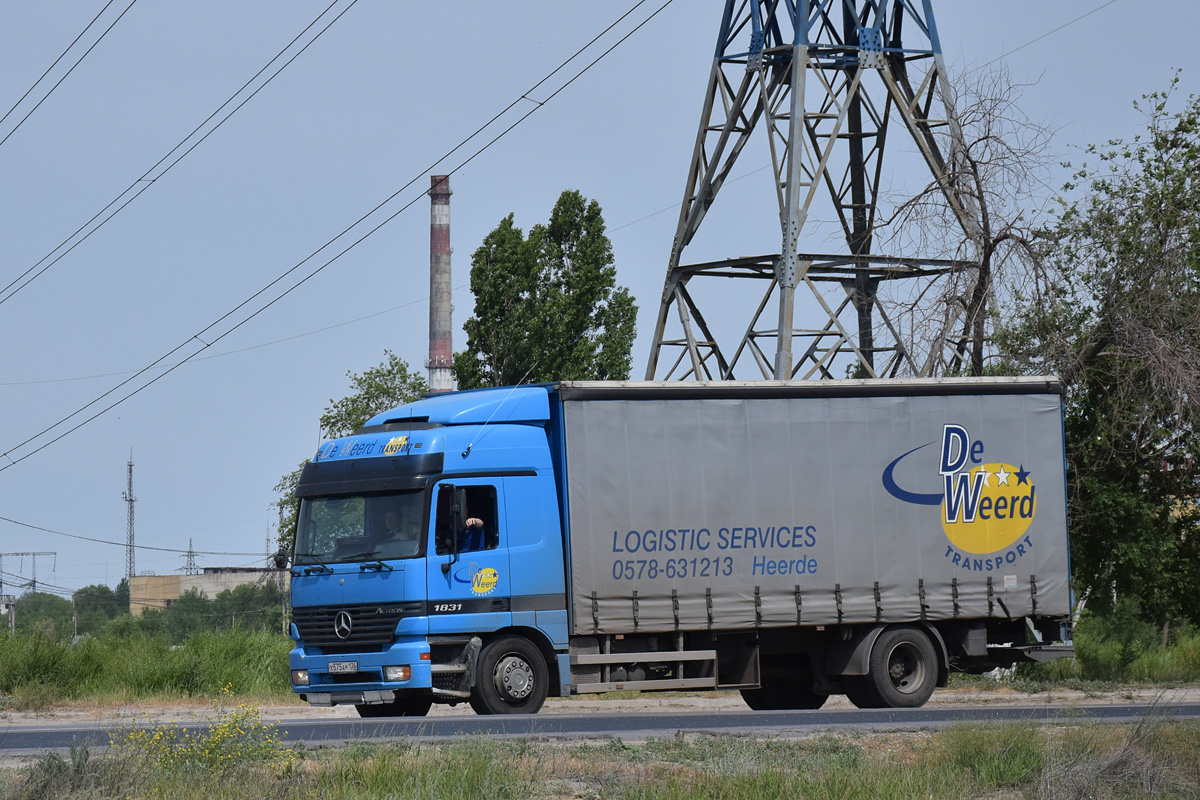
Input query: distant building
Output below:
<box><xmin>128</xmin><ymin>567</ymin><xmax>286</xmax><ymax>616</ymax></box>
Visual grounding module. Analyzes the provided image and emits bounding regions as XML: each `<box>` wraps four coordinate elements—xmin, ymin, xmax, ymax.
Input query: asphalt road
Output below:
<box><xmin>3</xmin><ymin>702</ymin><xmax>1198</xmax><ymax>759</ymax></box>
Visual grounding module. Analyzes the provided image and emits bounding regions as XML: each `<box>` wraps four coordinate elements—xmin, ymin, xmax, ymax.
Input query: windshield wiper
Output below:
<box><xmin>348</xmin><ymin>553</ymin><xmax>394</xmax><ymax>572</ymax></box>
<box><xmin>295</xmin><ymin>561</ymin><xmax>333</xmax><ymax>576</ymax></box>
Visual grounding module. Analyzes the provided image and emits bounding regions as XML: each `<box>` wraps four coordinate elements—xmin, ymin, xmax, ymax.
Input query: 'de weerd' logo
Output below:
<box><xmin>883</xmin><ymin>425</ymin><xmax>1037</xmax><ymax>565</ymax></box>
<box><xmin>453</xmin><ymin>562</ymin><xmax>500</xmax><ymax>596</ymax></box>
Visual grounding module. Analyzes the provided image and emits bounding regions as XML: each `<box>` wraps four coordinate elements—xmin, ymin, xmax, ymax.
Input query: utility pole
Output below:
<box><xmin>123</xmin><ymin>452</ymin><xmax>137</xmax><ymax>582</ymax></box>
<box><xmin>0</xmin><ymin>551</ymin><xmax>56</xmax><ymax>594</ymax></box>
<box><xmin>645</xmin><ymin>0</ymin><xmax>980</xmax><ymax>381</ymax></box>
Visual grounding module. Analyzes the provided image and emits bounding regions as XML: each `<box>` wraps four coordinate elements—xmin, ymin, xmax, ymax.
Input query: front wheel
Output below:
<box><xmin>356</xmin><ymin>691</ymin><xmax>433</xmax><ymax>718</ymax></box>
<box><xmin>469</xmin><ymin>635</ymin><xmax>549</xmax><ymax>715</ymax></box>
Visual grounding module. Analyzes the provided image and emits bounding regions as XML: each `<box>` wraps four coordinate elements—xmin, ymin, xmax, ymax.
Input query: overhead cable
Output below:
<box><xmin>0</xmin><ymin>283</ymin><xmax>467</xmax><ymax>387</ymax></box>
<box><xmin>0</xmin><ymin>0</ymin><xmax>139</xmax><ymax>149</ymax></box>
<box><xmin>0</xmin><ymin>0</ymin><xmax>357</xmax><ymax>308</ymax></box>
<box><xmin>0</xmin><ymin>0</ymin><xmax>677</xmax><ymax>472</ymax></box>
<box><xmin>0</xmin><ymin>514</ymin><xmax>265</xmax><ymax>556</ymax></box>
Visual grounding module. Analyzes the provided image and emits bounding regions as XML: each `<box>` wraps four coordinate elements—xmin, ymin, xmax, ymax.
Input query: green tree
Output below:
<box><xmin>212</xmin><ymin>582</ymin><xmax>286</xmax><ymax>633</ymax></box>
<box><xmin>73</xmin><ymin>581</ymin><xmax>131</xmax><ymax>635</ymax></box>
<box><xmin>272</xmin><ymin>351</ymin><xmax>428</xmax><ymax>551</ymax></box>
<box><xmin>158</xmin><ymin>588</ymin><xmax>212</xmax><ymax>644</ymax></box>
<box><xmin>114</xmin><ymin>577</ymin><xmax>130</xmax><ymax>611</ymax></box>
<box><xmin>120</xmin><ymin>583</ymin><xmax>288</xmax><ymax>644</ymax></box>
<box><xmin>14</xmin><ymin>592</ymin><xmax>73</xmax><ymax>640</ymax></box>
<box><xmin>997</xmin><ymin>79</ymin><xmax>1200</xmax><ymax>628</ymax></box>
<box><xmin>453</xmin><ymin>190</ymin><xmax>637</xmax><ymax>388</ymax></box>
<box><xmin>318</xmin><ymin>350</ymin><xmax>428</xmax><ymax>438</ymax></box>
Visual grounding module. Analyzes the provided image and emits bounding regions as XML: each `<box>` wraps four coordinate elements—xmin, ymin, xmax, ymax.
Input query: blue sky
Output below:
<box><xmin>0</xmin><ymin>0</ymin><xmax>1192</xmax><ymax>594</ymax></box>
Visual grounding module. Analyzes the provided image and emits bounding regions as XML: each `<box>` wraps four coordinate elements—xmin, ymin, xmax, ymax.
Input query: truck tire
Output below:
<box><xmin>741</xmin><ymin>684</ymin><xmax>828</xmax><ymax>710</ymax></box>
<box><xmin>356</xmin><ymin>692</ymin><xmax>433</xmax><ymax>718</ymax></box>
<box><xmin>851</xmin><ymin>625</ymin><xmax>937</xmax><ymax>708</ymax></box>
<box><xmin>469</xmin><ymin>635</ymin><xmax>548</xmax><ymax>715</ymax></box>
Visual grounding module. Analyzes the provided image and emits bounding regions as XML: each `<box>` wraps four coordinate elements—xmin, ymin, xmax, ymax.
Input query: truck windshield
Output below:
<box><xmin>294</xmin><ymin>490</ymin><xmax>426</xmax><ymax>565</ymax></box>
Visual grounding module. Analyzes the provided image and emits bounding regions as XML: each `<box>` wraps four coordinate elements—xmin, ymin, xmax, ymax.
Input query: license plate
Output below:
<box><xmin>328</xmin><ymin>661</ymin><xmax>358</xmax><ymax>674</ymax></box>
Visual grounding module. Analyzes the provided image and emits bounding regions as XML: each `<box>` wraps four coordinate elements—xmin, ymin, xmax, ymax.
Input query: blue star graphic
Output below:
<box><xmin>1015</xmin><ymin>464</ymin><xmax>1031</xmax><ymax>485</ymax></box>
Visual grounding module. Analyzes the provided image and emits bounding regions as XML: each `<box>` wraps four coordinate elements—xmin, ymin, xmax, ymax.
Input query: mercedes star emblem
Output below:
<box><xmin>333</xmin><ymin>610</ymin><xmax>353</xmax><ymax>639</ymax></box>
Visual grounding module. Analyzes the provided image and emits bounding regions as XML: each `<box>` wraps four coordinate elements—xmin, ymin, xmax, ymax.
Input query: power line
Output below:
<box><xmin>0</xmin><ymin>283</ymin><xmax>468</xmax><ymax>387</ymax></box>
<box><xmin>127</xmin><ymin>599</ymin><xmax>283</xmax><ymax>619</ymax></box>
<box><xmin>0</xmin><ymin>514</ymin><xmax>264</xmax><ymax>556</ymax></box>
<box><xmin>0</xmin><ymin>554</ymin><xmax>56</xmax><ymax>595</ymax></box>
<box><xmin>0</xmin><ymin>0</ymin><xmax>357</xmax><ymax>308</ymax></box>
<box><xmin>3</xmin><ymin>558</ymin><xmax>282</xmax><ymax>598</ymax></box>
<box><xmin>1</xmin><ymin>571</ymin><xmax>73</xmax><ymax>597</ymax></box>
<box><xmin>971</xmin><ymin>0</ymin><xmax>1122</xmax><ymax>73</ymax></box>
<box><xmin>3</xmin><ymin>581</ymin><xmax>278</xmax><ymax>610</ymax></box>
<box><xmin>609</xmin><ymin>164</ymin><xmax>775</xmax><ymax>233</ymax></box>
<box><xmin>0</xmin><ymin>0</ymin><xmax>139</xmax><ymax>149</ymax></box>
<box><xmin>0</xmin><ymin>0</ymin><xmax>119</xmax><ymax>129</ymax></box>
<box><xmin>0</xmin><ymin>0</ymin><xmax>677</xmax><ymax>473</ymax></box>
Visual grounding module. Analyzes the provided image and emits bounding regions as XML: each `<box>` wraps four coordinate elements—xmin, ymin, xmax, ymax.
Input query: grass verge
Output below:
<box><xmin>0</xmin><ymin>629</ymin><xmax>294</xmax><ymax>710</ymax></box>
<box><xmin>3</xmin><ymin>707</ymin><xmax>1198</xmax><ymax>799</ymax></box>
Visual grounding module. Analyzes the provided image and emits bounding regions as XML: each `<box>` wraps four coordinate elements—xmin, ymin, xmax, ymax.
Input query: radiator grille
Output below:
<box><xmin>293</xmin><ymin>603</ymin><xmax>416</xmax><ymax>650</ymax></box>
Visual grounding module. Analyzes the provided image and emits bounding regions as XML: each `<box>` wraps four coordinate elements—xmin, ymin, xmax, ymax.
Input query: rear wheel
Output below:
<box><xmin>852</xmin><ymin>626</ymin><xmax>938</xmax><ymax>708</ymax></box>
<box><xmin>356</xmin><ymin>692</ymin><xmax>433</xmax><ymax>718</ymax></box>
<box><xmin>741</xmin><ymin>684</ymin><xmax>828</xmax><ymax>710</ymax></box>
<box><xmin>469</xmin><ymin>635</ymin><xmax>548</xmax><ymax>715</ymax></box>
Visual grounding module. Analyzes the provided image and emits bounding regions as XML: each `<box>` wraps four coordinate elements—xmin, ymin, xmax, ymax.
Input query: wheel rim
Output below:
<box><xmin>884</xmin><ymin>641</ymin><xmax>927</xmax><ymax>694</ymax></box>
<box><xmin>493</xmin><ymin>654</ymin><xmax>534</xmax><ymax>701</ymax></box>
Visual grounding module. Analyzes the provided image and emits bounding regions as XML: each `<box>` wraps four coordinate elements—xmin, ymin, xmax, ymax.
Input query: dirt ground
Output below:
<box><xmin>4</xmin><ymin>684</ymin><xmax>1197</xmax><ymax>729</ymax></box>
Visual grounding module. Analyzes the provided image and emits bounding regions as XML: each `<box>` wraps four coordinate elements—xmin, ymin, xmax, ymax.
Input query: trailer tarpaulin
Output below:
<box><xmin>561</xmin><ymin>386</ymin><xmax>1069</xmax><ymax>635</ymax></box>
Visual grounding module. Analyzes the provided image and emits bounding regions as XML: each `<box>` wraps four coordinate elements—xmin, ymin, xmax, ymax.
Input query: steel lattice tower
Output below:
<box><xmin>123</xmin><ymin>454</ymin><xmax>136</xmax><ymax>581</ymax></box>
<box><xmin>181</xmin><ymin>538</ymin><xmax>199</xmax><ymax>575</ymax></box>
<box><xmin>645</xmin><ymin>0</ymin><xmax>980</xmax><ymax>381</ymax></box>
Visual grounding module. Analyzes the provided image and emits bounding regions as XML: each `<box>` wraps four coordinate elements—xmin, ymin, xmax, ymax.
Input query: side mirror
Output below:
<box><xmin>273</xmin><ymin>549</ymin><xmax>290</xmax><ymax>570</ymax></box>
<box><xmin>450</xmin><ymin>488</ymin><xmax>467</xmax><ymax>541</ymax></box>
<box><xmin>437</xmin><ymin>484</ymin><xmax>464</xmax><ymax>574</ymax></box>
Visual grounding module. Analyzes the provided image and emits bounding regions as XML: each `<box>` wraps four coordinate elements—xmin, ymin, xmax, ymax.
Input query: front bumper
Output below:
<box><xmin>290</xmin><ymin>635</ymin><xmax>431</xmax><ymax>705</ymax></box>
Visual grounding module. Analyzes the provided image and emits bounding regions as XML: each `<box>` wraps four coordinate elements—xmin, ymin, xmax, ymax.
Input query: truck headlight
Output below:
<box><xmin>291</xmin><ymin>669</ymin><xmax>310</xmax><ymax>686</ymax></box>
<box><xmin>383</xmin><ymin>665</ymin><xmax>411</xmax><ymax>682</ymax></box>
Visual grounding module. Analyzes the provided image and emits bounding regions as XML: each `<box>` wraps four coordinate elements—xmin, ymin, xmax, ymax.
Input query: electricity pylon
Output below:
<box><xmin>645</xmin><ymin>0</ymin><xmax>980</xmax><ymax>381</ymax></box>
<box><xmin>0</xmin><ymin>551</ymin><xmax>56</xmax><ymax>594</ymax></box>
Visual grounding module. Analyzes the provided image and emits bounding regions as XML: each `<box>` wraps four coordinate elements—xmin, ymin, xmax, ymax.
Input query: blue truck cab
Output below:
<box><xmin>287</xmin><ymin>385</ymin><xmax>569</xmax><ymax>716</ymax></box>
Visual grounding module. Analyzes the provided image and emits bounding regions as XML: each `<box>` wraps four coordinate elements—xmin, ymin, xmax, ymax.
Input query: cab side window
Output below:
<box><xmin>434</xmin><ymin>485</ymin><xmax>499</xmax><ymax>555</ymax></box>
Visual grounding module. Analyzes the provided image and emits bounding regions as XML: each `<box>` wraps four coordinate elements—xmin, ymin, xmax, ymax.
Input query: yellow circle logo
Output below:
<box><xmin>471</xmin><ymin>567</ymin><xmax>499</xmax><ymax>596</ymax></box>
<box><xmin>382</xmin><ymin>436</ymin><xmax>408</xmax><ymax>455</ymax></box>
<box><xmin>942</xmin><ymin>463</ymin><xmax>1036</xmax><ymax>554</ymax></box>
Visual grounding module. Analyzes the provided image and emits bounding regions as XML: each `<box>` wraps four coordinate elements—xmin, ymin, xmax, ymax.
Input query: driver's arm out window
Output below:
<box><xmin>434</xmin><ymin>485</ymin><xmax>498</xmax><ymax>554</ymax></box>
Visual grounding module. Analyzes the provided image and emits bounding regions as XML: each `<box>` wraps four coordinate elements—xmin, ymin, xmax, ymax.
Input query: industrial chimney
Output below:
<box><xmin>427</xmin><ymin>175</ymin><xmax>453</xmax><ymax>393</ymax></box>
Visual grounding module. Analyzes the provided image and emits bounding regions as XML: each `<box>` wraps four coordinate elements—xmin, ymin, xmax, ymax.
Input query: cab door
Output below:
<box><xmin>425</xmin><ymin>479</ymin><xmax>511</xmax><ymax>634</ymax></box>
